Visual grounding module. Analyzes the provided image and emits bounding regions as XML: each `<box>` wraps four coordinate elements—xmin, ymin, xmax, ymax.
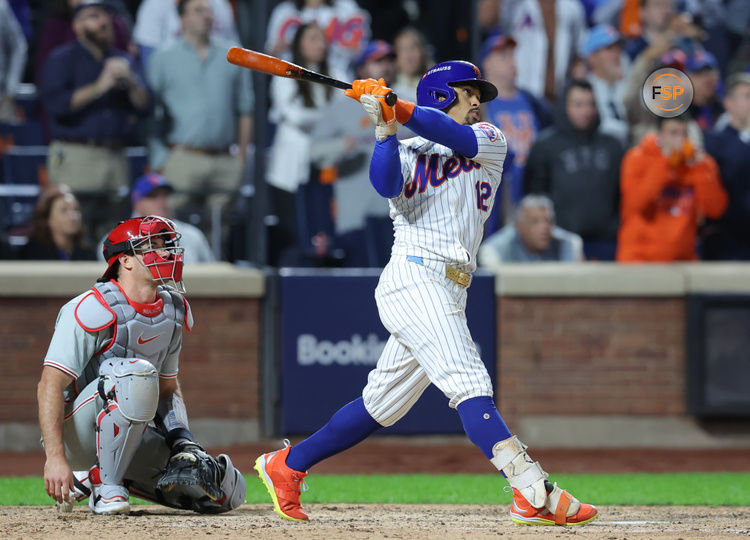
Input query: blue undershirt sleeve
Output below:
<box><xmin>369</xmin><ymin>134</ymin><xmax>403</xmax><ymax>198</ymax></box>
<box><xmin>404</xmin><ymin>105</ymin><xmax>478</xmax><ymax>157</ymax></box>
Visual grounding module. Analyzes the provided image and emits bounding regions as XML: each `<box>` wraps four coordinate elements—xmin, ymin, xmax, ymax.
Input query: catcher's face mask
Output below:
<box><xmin>103</xmin><ymin>216</ymin><xmax>185</xmax><ymax>292</ymax></box>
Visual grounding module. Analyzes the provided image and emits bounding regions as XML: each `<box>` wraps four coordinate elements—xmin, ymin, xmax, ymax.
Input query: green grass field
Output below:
<box><xmin>3</xmin><ymin>472</ymin><xmax>750</xmax><ymax>507</ymax></box>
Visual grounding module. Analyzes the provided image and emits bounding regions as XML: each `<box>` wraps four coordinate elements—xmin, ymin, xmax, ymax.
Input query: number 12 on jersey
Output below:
<box><xmin>475</xmin><ymin>181</ymin><xmax>492</xmax><ymax>211</ymax></box>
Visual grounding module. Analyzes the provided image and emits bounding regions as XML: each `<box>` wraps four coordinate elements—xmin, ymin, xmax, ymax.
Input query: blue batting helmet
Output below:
<box><xmin>416</xmin><ymin>60</ymin><xmax>498</xmax><ymax>110</ymax></box>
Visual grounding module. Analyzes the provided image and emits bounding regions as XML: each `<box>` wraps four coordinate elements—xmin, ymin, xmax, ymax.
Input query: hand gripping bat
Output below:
<box><xmin>226</xmin><ymin>47</ymin><xmax>398</xmax><ymax>106</ymax></box>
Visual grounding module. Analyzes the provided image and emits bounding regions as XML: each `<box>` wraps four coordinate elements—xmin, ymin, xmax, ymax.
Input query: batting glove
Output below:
<box><xmin>345</xmin><ymin>78</ymin><xmax>387</xmax><ymax>102</ymax></box>
<box><xmin>360</xmin><ymin>94</ymin><xmax>397</xmax><ymax>140</ymax></box>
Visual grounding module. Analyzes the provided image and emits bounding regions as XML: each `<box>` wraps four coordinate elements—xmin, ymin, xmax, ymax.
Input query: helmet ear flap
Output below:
<box><xmin>429</xmin><ymin>89</ymin><xmax>449</xmax><ymax>103</ymax></box>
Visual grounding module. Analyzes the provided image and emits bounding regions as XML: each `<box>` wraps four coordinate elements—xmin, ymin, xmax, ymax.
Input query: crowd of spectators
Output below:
<box><xmin>1</xmin><ymin>0</ymin><xmax>750</xmax><ymax>267</ymax></box>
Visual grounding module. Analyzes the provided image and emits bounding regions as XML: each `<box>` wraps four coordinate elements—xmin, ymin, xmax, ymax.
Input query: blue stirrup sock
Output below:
<box><xmin>457</xmin><ymin>396</ymin><xmax>513</xmax><ymax>459</ymax></box>
<box><xmin>285</xmin><ymin>397</ymin><xmax>381</xmax><ymax>472</ymax></box>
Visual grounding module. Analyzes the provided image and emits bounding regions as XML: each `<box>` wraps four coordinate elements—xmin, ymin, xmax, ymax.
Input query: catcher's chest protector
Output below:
<box><xmin>75</xmin><ymin>281</ymin><xmax>189</xmax><ymax>385</ymax></box>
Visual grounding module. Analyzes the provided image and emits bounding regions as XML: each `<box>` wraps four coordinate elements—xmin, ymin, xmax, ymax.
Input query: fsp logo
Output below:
<box><xmin>642</xmin><ymin>68</ymin><xmax>694</xmax><ymax>118</ymax></box>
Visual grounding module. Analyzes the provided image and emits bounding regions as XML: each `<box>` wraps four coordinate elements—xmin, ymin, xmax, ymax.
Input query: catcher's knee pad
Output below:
<box><xmin>97</xmin><ymin>359</ymin><xmax>159</xmax><ymax>485</ymax></box>
<box><xmin>102</xmin><ymin>358</ymin><xmax>159</xmax><ymax>422</ymax></box>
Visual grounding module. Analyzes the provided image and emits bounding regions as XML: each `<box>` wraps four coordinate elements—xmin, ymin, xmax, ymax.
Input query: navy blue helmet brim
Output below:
<box><xmin>448</xmin><ymin>79</ymin><xmax>498</xmax><ymax>103</ymax></box>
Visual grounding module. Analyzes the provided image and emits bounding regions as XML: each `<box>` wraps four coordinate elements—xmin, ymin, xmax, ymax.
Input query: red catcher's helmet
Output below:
<box><xmin>101</xmin><ymin>215</ymin><xmax>185</xmax><ymax>291</ymax></box>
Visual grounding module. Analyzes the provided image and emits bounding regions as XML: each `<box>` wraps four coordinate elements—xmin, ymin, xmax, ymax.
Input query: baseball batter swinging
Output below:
<box><xmin>255</xmin><ymin>61</ymin><xmax>598</xmax><ymax>526</ymax></box>
<box><xmin>37</xmin><ymin>216</ymin><xmax>245</xmax><ymax>515</ymax></box>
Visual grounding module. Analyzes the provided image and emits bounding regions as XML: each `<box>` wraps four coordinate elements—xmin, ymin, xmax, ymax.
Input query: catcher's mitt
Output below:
<box><xmin>155</xmin><ymin>444</ymin><xmax>225</xmax><ymax>512</ymax></box>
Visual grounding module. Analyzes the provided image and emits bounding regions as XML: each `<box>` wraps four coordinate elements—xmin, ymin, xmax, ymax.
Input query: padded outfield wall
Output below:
<box><xmin>1</xmin><ymin>261</ymin><xmax>749</xmax><ymax>451</ymax></box>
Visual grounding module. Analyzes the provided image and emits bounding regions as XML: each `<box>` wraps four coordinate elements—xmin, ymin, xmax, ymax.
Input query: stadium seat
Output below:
<box><xmin>1</xmin><ymin>146</ymin><xmax>48</xmax><ymax>184</ymax></box>
<box><xmin>0</xmin><ymin>183</ymin><xmax>40</xmax><ymax>232</ymax></box>
<box><xmin>126</xmin><ymin>146</ymin><xmax>149</xmax><ymax>184</ymax></box>
<box><xmin>13</xmin><ymin>83</ymin><xmax>40</xmax><ymax>123</ymax></box>
<box><xmin>0</xmin><ymin>121</ymin><xmax>44</xmax><ymax>147</ymax></box>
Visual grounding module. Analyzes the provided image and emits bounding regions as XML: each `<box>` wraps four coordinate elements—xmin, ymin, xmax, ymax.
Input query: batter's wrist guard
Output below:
<box><xmin>395</xmin><ymin>99</ymin><xmax>415</xmax><ymax>124</ymax></box>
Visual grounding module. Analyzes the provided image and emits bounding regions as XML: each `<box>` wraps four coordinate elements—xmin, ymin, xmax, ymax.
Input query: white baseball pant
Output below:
<box><xmin>362</xmin><ymin>256</ymin><xmax>493</xmax><ymax>426</ymax></box>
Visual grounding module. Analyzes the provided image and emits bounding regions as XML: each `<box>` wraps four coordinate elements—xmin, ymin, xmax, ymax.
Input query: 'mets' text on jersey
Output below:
<box><xmin>390</xmin><ymin>122</ymin><xmax>507</xmax><ymax>271</ymax></box>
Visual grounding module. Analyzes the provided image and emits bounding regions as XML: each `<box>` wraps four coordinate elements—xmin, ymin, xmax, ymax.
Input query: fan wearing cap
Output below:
<box><xmin>97</xmin><ymin>173</ymin><xmax>215</xmax><ymax>264</ymax></box>
<box><xmin>480</xmin><ymin>31</ymin><xmax>553</xmax><ymax>226</ymax></box>
<box><xmin>584</xmin><ymin>24</ymin><xmax>629</xmax><ymax>145</ymax></box>
<box><xmin>41</xmin><ymin>0</ymin><xmax>150</xmax><ymax>213</ymax></box>
<box><xmin>686</xmin><ymin>50</ymin><xmax>721</xmax><ymax>132</ymax></box>
<box><xmin>37</xmin><ymin>215</ymin><xmax>246</xmax><ymax>516</ymax></box>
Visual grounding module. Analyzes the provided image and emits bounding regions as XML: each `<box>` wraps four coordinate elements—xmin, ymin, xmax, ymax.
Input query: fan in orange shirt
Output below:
<box><xmin>617</xmin><ymin>115</ymin><xmax>728</xmax><ymax>262</ymax></box>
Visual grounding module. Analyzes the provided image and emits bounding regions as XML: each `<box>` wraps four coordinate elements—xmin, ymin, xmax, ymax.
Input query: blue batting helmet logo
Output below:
<box><xmin>416</xmin><ymin>60</ymin><xmax>498</xmax><ymax>110</ymax></box>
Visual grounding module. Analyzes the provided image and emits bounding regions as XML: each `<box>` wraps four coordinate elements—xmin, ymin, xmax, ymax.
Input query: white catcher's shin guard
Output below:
<box><xmin>490</xmin><ymin>435</ymin><xmax>549</xmax><ymax>509</ymax></box>
<box><xmin>96</xmin><ymin>403</ymin><xmax>150</xmax><ymax>486</ymax></box>
<box><xmin>96</xmin><ymin>359</ymin><xmax>159</xmax><ymax>486</ymax></box>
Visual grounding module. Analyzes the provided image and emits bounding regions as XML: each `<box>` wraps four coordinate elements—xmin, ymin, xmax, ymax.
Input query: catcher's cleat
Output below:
<box><xmin>56</xmin><ymin>469</ymin><xmax>94</xmax><ymax>513</ymax></box>
<box><xmin>89</xmin><ymin>484</ymin><xmax>130</xmax><ymax>515</ymax></box>
<box><xmin>510</xmin><ymin>484</ymin><xmax>598</xmax><ymax>526</ymax></box>
<box><xmin>254</xmin><ymin>440</ymin><xmax>309</xmax><ymax>521</ymax></box>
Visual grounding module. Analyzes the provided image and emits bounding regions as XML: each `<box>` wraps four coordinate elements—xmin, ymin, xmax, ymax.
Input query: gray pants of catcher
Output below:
<box><xmin>61</xmin><ymin>377</ymin><xmax>171</xmax><ymax>500</ymax></box>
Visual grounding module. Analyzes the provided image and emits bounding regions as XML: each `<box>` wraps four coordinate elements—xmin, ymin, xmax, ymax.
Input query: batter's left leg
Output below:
<box><xmin>255</xmin><ymin>397</ymin><xmax>382</xmax><ymax>522</ymax></box>
<box><xmin>254</xmin><ymin>336</ymin><xmax>428</xmax><ymax>522</ymax></box>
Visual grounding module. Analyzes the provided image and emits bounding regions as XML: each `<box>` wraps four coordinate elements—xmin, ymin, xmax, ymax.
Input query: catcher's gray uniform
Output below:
<box><xmin>43</xmin><ymin>280</ymin><xmax>244</xmax><ymax>512</ymax></box>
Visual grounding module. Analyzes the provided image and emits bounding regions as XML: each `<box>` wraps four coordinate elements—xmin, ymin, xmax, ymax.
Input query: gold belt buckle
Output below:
<box><xmin>445</xmin><ymin>265</ymin><xmax>471</xmax><ymax>288</ymax></box>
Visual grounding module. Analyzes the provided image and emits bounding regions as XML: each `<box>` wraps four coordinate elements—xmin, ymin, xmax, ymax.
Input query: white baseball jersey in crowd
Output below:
<box><xmin>265</xmin><ymin>0</ymin><xmax>370</xmax><ymax>77</ymax></box>
<box><xmin>361</xmin><ymin>121</ymin><xmax>508</xmax><ymax>426</ymax></box>
<box><xmin>133</xmin><ymin>0</ymin><xmax>239</xmax><ymax>49</ymax></box>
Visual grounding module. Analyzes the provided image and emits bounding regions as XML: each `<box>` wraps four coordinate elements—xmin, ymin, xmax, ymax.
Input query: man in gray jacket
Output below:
<box><xmin>479</xmin><ymin>194</ymin><xmax>583</xmax><ymax>265</ymax></box>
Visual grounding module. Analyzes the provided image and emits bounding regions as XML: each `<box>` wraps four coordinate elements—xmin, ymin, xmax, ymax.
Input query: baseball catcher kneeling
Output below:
<box><xmin>37</xmin><ymin>216</ymin><xmax>245</xmax><ymax>515</ymax></box>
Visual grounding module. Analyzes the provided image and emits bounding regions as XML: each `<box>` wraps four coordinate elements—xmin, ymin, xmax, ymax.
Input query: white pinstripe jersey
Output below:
<box><xmin>389</xmin><ymin>122</ymin><xmax>508</xmax><ymax>272</ymax></box>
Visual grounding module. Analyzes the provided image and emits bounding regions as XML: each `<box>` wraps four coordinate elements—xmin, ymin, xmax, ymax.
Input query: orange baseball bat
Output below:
<box><xmin>226</xmin><ymin>47</ymin><xmax>397</xmax><ymax>106</ymax></box>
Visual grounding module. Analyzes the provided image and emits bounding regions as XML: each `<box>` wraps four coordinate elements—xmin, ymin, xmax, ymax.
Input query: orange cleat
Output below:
<box><xmin>254</xmin><ymin>441</ymin><xmax>309</xmax><ymax>521</ymax></box>
<box><xmin>510</xmin><ymin>485</ymin><xmax>598</xmax><ymax>526</ymax></box>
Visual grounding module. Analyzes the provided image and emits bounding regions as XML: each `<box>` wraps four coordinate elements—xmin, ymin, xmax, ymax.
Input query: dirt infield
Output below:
<box><xmin>5</xmin><ymin>440</ymin><xmax>750</xmax><ymax>538</ymax></box>
<box><xmin>2</xmin><ymin>504</ymin><xmax>749</xmax><ymax>539</ymax></box>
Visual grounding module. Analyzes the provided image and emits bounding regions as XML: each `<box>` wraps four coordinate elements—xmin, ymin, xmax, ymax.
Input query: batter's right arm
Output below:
<box><xmin>37</xmin><ymin>366</ymin><xmax>75</xmax><ymax>504</ymax></box>
<box><xmin>369</xmin><ymin>135</ymin><xmax>403</xmax><ymax>198</ymax></box>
